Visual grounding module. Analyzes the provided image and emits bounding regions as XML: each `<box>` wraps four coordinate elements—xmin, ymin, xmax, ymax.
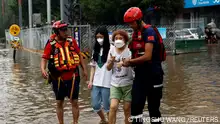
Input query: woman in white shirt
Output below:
<box><xmin>107</xmin><ymin>30</ymin><xmax>134</xmax><ymax>124</ymax></box>
<box><xmin>88</xmin><ymin>26</ymin><xmax>112</xmax><ymax>124</ymax></box>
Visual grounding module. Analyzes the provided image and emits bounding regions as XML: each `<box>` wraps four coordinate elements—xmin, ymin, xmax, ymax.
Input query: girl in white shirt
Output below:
<box><xmin>107</xmin><ymin>30</ymin><xmax>134</xmax><ymax>124</ymax></box>
<box><xmin>88</xmin><ymin>26</ymin><xmax>112</xmax><ymax>124</ymax></box>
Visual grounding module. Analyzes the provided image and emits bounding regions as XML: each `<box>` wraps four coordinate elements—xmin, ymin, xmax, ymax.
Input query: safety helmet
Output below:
<box><xmin>52</xmin><ymin>20</ymin><xmax>68</xmax><ymax>29</ymax></box>
<box><xmin>52</xmin><ymin>20</ymin><xmax>68</xmax><ymax>34</ymax></box>
<box><xmin>124</xmin><ymin>7</ymin><xmax>143</xmax><ymax>23</ymax></box>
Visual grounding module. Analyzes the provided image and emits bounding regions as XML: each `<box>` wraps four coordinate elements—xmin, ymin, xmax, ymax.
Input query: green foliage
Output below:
<box><xmin>81</xmin><ymin>0</ymin><xmax>184</xmax><ymax>24</ymax></box>
<box><xmin>4</xmin><ymin>0</ymin><xmax>184</xmax><ymax>27</ymax></box>
<box><xmin>8</xmin><ymin>0</ymin><xmax>60</xmax><ymax>27</ymax></box>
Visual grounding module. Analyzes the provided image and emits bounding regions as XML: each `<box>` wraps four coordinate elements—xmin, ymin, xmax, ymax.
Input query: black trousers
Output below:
<box><xmin>131</xmin><ymin>74</ymin><xmax>163</xmax><ymax>124</ymax></box>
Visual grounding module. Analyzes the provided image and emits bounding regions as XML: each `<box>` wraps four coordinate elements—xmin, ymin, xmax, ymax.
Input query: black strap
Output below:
<box><xmin>49</xmin><ymin>39</ymin><xmax>56</xmax><ymax>56</ymax></box>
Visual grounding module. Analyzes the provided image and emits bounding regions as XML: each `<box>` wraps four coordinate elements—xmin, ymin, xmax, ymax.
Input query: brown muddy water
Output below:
<box><xmin>0</xmin><ymin>46</ymin><xmax>220</xmax><ymax>124</ymax></box>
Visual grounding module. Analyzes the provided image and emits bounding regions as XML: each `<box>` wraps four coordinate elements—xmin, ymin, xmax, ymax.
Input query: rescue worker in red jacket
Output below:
<box><xmin>122</xmin><ymin>7</ymin><xmax>165</xmax><ymax>124</ymax></box>
<box><xmin>40</xmin><ymin>20</ymin><xmax>87</xmax><ymax>124</ymax></box>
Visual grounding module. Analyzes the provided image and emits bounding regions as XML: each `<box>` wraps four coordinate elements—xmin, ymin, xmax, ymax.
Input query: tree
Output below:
<box><xmin>65</xmin><ymin>0</ymin><xmax>82</xmax><ymax>24</ymax></box>
<box><xmin>0</xmin><ymin>0</ymin><xmax>17</xmax><ymax>37</ymax></box>
<box><xmin>9</xmin><ymin>0</ymin><xmax>60</xmax><ymax>27</ymax></box>
<box><xmin>81</xmin><ymin>0</ymin><xmax>184</xmax><ymax>25</ymax></box>
<box><xmin>6</xmin><ymin>0</ymin><xmax>184</xmax><ymax>27</ymax></box>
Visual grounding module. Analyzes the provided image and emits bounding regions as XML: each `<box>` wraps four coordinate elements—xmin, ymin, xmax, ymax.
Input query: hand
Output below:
<box><xmin>116</xmin><ymin>61</ymin><xmax>123</xmax><ymax>68</ymax></box>
<box><xmin>108</xmin><ymin>53</ymin><xmax>116</xmax><ymax>64</ymax></box>
<box><xmin>122</xmin><ymin>58</ymin><xmax>131</xmax><ymax>67</ymax></box>
<box><xmin>87</xmin><ymin>81</ymin><xmax>93</xmax><ymax>89</ymax></box>
<box><xmin>41</xmin><ymin>69</ymin><xmax>48</xmax><ymax>79</ymax></box>
<box><xmin>83</xmin><ymin>70</ymin><xmax>88</xmax><ymax>80</ymax></box>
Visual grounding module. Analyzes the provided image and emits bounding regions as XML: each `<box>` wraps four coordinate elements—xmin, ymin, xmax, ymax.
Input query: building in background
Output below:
<box><xmin>177</xmin><ymin>0</ymin><xmax>220</xmax><ymax>28</ymax></box>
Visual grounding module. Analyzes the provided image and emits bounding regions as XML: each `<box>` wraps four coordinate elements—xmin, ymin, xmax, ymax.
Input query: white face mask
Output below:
<box><xmin>97</xmin><ymin>38</ymin><xmax>104</xmax><ymax>46</ymax></box>
<box><xmin>114</xmin><ymin>40</ymin><xmax>125</xmax><ymax>48</ymax></box>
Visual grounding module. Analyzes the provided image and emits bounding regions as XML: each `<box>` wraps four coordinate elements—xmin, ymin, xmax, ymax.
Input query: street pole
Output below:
<box><xmin>73</xmin><ymin>3</ymin><xmax>81</xmax><ymax>25</ymax></box>
<box><xmin>2</xmin><ymin>0</ymin><xmax>5</xmax><ymax>26</ymax></box>
<box><xmin>28</xmin><ymin>0</ymin><xmax>32</xmax><ymax>28</ymax></box>
<box><xmin>28</xmin><ymin>0</ymin><xmax>32</xmax><ymax>49</ymax></box>
<box><xmin>79</xmin><ymin>4</ymin><xmax>82</xmax><ymax>25</ymax></box>
<box><xmin>18</xmin><ymin>0</ymin><xmax>22</xmax><ymax>28</ymax></box>
<box><xmin>47</xmin><ymin>0</ymin><xmax>51</xmax><ymax>24</ymax></box>
<box><xmin>60</xmin><ymin>0</ymin><xmax>64</xmax><ymax>20</ymax></box>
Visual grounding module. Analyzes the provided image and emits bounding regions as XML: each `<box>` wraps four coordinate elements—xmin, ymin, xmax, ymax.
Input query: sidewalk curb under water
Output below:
<box><xmin>22</xmin><ymin>47</ymin><xmax>43</xmax><ymax>55</ymax></box>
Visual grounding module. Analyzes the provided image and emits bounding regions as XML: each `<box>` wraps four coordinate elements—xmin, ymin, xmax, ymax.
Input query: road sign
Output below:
<box><xmin>9</xmin><ymin>24</ymin><xmax>21</xmax><ymax>36</ymax></box>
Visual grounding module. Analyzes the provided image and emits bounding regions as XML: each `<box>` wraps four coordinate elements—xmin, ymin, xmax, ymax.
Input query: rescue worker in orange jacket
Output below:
<box><xmin>122</xmin><ymin>7</ymin><xmax>165</xmax><ymax>124</ymax></box>
<box><xmin>40</xmin><ymin>20</ymin><xmax>88</xmax><ymax>124</ymax></box>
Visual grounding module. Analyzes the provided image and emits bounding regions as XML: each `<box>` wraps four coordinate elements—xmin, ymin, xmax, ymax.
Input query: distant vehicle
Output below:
<box><xmin>175</xmin><ymin>30</ymin><xmax>197</xmax><ymax>39</ymax></box>
<box><xmin>184</xmin><ymin>28</ymin><xmax>205</xmax><ymax>39</ymax></box>
<box><xmin>174</xmin><ymin>28</ymin><xmax>206</xmax><ymax>40</ymax></box>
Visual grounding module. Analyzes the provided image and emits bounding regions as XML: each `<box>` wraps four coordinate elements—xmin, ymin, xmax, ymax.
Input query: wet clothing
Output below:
<box><xmin>110</xmin><ymin>84</ymin><xmax>132</xmax><ymax>102</ymax></box>
<box><xmin>108</xmin><ymin>46</ymin><xmax>134</xmax><ymax>87</ymax></box>
<box><xmin>131</xmin><ymin>73</ymin><xmax>163</xmax><ymax>124</ymax></box>
<box><xmin>130</xmin><ymin>26</ymin><xmax>164</xmax><ymax>124</ymax></box>
<box><xmin>89</xmin><ymin>47</ymin><xmax>111</xmax><ymax>113</ymax></box>
<box><xmin>107</xmin><ymin>45</ymin><xmax>134</xmax><ymax>102</ymax></box>
<box><xmin>52</xmin><ymin>75</ymin><xmax>80</xmax><ymax>100</ymax></box>
<box><xmin>42</xmin><ymin>34</ymin><xmax>81</xmax><ymax>100</ymax></box>
<box><xmin>91</xmin><ymin>86</ymin><xmax>110</xmax><ymax>113</ymax></box>
<box><xmin>89</xmin><ymin>48</ymin><xmax>112</xmax><ymax>88</ymax></box>
<box><xmin>42</xmin><ymin>35</ymin><xmax>80</xmax><ymax>80</ymax></box>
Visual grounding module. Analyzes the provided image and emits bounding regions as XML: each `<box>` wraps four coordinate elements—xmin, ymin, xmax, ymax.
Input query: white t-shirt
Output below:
<box><xmin>89</xmin><ymin>47</ymin><xmax>112</xmax><ymax>88</ymax></box>
<box><xmin>107</xmin><ymin>46</ymin><xmax>134</xmax><ymax>87</ymax></box>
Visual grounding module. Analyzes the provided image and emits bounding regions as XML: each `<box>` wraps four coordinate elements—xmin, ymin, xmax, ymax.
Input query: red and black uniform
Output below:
<box><xmin>129</xmin><ymin>25</ymin><xmax>164</xmax><ymax>124</ymax></box>
<box><xmin>42</xmin><ymin>34</ymin><xmax>81</xmax><ymax>100</ymax></box>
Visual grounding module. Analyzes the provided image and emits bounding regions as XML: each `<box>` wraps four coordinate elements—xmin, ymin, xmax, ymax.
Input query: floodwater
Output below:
<box><xmin>0</xmin><ymin>46</ymin><xmax>220</xmax><ymax>124</ymax></box>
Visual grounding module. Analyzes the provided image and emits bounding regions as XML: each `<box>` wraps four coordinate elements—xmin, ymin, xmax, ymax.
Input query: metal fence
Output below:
<box><xmin>11</xmin><ymin>23</ymin><xmax>213</xmax><ymax>56</ymax></box>
<box><xmin>4</xmin><ymin>25</ymin><xmax>92</xmax><ymax>51</ymax></box>
<box><xmin>91</xmin><ymin>25</ymin><xmax>176</xmax><ymax>54</ymax></box>
<box><xmin>4</xmin><ymin>24</ymin><xmax>176</xmax><ymax>55</ymax></box>
<box><xmin>68</xmin><ymin>25</ymin><xmax>92</xmax><ymax>52</ymax></box>
<box><xmin>5</xmin><ymin>26</ymin><xmax>52</xmax><ymax>50</ymax></box>
<box><xmin>174</xmin><ymin>18</ymin><xmax>206</xmax><ymax>40</ymax></box>
<box><xmin>0</xmin><ymin>37</ymin><xmax>6</xmax><ymax>48</ymax></box>
<box><xmin>173</xmin><ymin>19</ymin><xmax>207</xmax><ymax>54</ymax></box>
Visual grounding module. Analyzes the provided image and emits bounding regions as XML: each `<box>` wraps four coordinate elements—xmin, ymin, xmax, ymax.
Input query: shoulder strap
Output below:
<box><xmin>143</xmin><ymin>24</ymin><xmax>151</xmax><ymax>29</ymax></box>
<box><xmin>143</xmin><ymin>25</ymin><xmax>163</xmax><ymax>44</ymax></box>
<box><xmin>151</xmin><ymin>26</ymin><xmax>163</xmax><ymax>44</ymax></box>
<box><xmin>67</xmin><ymin>37</ymin><xmax>73</xmax><ymax>42</ymax></box>
<box><xmin>49</xmin><ymin>39</ymin><xmax>56</xmax><ymax>56</ymax></box>
<box><xmin>50</xmin><ymin>40</ymin><xmax>56</xmax><ymax>45</ymax></box>
<box><xmin>141</xmin><ymin>24</ymin><xmax>151</xmax><ymax>41</ymax></box>
<box><xmin>66</xmin><ymin>37</ymin><xmax>73</xmax><ymax>47</ymax></box>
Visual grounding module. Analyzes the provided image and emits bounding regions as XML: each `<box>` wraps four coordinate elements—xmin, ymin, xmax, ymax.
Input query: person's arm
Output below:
<box><xmin>41</xmin><ymin>41</ymin><xmax>51</xmax><ymax>78</ymax></box>
<box><xmin>129</xmin><ymin>43</ymin><xmax>153</xmax><ymax>65</ymax></box>
<box><xmin>79</xmin><ymin>53</ymin><xmax>87</xmax><ymax>72</ymax></box>
<box><xmin>89</xmin><ymin>66</ymin><xmax>96</xmax><ymax>83</ymax></box>
<box><xmin>129</xmin><ymin>28</ymin><xmax>156</xmax><ymax>65</ymax></box>
<box><xmin>87</xmin><ymin>58</ymin><xmax>96</xmax><ymax>89</ymax></box>
<box><xmin>107</xmin><ymin>59</ymin><xmax>114</xmax><ymax>71</ymax></box>
<box><xmin>72</xmin><ymin>38</ymin><xmax>88</xmax><ymax>79</ymax></box>
<box><xmin>41</xmin><ymin>58</ymin><xmax>48</xmax><ymax>71</ymax></box>
<box><xmin>106</xmin><ymin>48</ymin><xmax>115</xmax><ymax>71</ymax></box>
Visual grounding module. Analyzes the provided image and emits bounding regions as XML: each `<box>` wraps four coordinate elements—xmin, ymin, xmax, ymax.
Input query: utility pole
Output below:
<box><xmin>28</xmin><ymin>0</ymin><xmax>33</xmax><ymax>49</ymax></box>
<box><xmin>28</xmin><ymin>0</ymin><xmax>32</xmax><ymax>28</ymax></box>
<box><xmin>47</xmin><ymin>0</ymin><xmax>51</xmax><ymax>24</ymax></box>
<box><xmin>60</xmin><ymin>0</ymin><xmax>64</xmax><ymax>20</ymax></box>
<box><xmin>2</xmin><ymin>0</ymin><xmax>5</xmax><ymax>26</ymax></box>
<box><xmin>18</xmin><ymin>0</ymin><xmax>22</xmax><ymax>28</ymax></box>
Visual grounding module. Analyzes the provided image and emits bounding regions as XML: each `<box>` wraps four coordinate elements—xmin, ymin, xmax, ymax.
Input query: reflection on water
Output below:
<box><xmin>0</xmin><ymin>47</ymin><xmax>220</xmax><ymax>124</ymax></box>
